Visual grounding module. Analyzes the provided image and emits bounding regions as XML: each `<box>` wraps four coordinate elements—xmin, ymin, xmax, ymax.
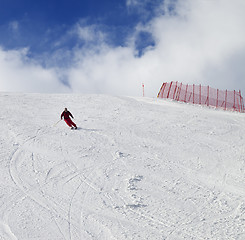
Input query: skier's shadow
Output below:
<box><xmin>76</xmin><ymin>127</ymin><xmax>100</xmax><ymax>132</ymax></box>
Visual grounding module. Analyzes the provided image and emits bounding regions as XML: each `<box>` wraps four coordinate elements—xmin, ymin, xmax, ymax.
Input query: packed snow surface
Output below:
<box><xmin>0</xmin><ymin>93</ymin><xmax>245</xmax><ymax>240</ymax></box>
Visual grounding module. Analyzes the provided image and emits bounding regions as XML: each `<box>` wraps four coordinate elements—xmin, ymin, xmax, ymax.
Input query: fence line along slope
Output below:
<box><xmin>158</xmin><ymin>81</ymin><xmax>245</xmax><ymax>113</ymax></box>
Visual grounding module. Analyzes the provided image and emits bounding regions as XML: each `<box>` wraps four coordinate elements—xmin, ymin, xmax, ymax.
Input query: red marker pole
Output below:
<box><xmin>142</xmin><ymin>83</ymin><xmax>145</xmax><ymax>97</ymax></box>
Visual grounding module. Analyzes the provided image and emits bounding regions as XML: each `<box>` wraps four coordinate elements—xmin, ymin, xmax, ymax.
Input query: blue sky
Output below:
<box><xmin>0</xmin><ymin>0</ymin><xmax>159</xmax><ymax>56</ymax></box>
<box><xmin>0</xmin><ymin>0</ymin><xmax>245</xmax><ymax>97</ymax></box>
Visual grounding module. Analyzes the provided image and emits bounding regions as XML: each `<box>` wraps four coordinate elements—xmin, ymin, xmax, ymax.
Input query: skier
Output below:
<box><xmin>61</xmin><ymin>108</ymin><xmax>77</xmax><ymax>129</ymax></box>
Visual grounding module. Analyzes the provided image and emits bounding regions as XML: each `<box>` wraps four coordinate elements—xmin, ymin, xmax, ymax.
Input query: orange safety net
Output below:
<box><xmin>157</xmin><ymin>82</ymin><xmax>244</xmax><ymax>113</ymax></box>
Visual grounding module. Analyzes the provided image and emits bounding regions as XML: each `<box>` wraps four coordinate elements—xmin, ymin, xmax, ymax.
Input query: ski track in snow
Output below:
<box><xmin>0</xmin><ymin>93</ymin><xmax>245</xmax><ymax>239</ymax></box>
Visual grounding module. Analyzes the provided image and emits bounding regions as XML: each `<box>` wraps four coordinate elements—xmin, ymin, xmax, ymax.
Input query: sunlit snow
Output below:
<box><xmin>0</xmin><ymin>93</ymin><xmax>244</xmax><ymax>239</ymax></box>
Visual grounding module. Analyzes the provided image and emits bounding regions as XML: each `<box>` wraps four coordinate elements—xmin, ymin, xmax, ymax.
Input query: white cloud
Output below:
<box><xmin>0</xmin><ymin>47</ymin><xmax>70</xmax><ymax>93</ymax></box>
<box><xmin>126</xmin><ymin>0</ymin><xmax>161</xmax><ymax>20</ymax></box>
<box><xmin>74</xmin><ymin>21</ymin><xmax>107</xmax><ymax>44</ymax></box>
<box><xmin>68</xmin><ymin>46</ymin><xmax>142</xmax><ymax>95</ymax></box>
<box><xmin>65</xmin><ymin>0</ymin><xmax>245</xmax><ymax>96</ymax></box>
<box><xmin>147</xmin><ymin>0</ymin><xmax>245</xmax><ymax>91</ymax></box>
<box><xmin>126</xmin><ymin>0</ymin><xmax>141</xmax><ymax>7</ymax></box>
<box><xmin>0</xmin><ymin>0</ymin><xmax>245</xmax><ymax>97</ymax></box>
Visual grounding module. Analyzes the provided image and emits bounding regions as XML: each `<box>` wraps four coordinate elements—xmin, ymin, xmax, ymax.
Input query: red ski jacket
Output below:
<box><xmin>61</xmin><ymin>111</ymin><xmax>74</xmax><ymax>120</ymax></box>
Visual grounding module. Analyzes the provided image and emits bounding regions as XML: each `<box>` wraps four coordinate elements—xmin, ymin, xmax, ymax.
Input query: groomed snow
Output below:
<box><xmin>0</xmin><ymin>93</ymin><xmax>245</xmax><ymax>240</ymax></box>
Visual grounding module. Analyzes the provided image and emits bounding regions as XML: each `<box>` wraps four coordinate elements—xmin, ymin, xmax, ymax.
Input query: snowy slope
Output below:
<box><xmin>0</xmin><ymin>93</ymin><xmax>245</xmax><ymax>240</ymax></box>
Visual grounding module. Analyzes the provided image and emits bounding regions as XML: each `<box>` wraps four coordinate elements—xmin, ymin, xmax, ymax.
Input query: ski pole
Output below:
<box><xmin>53</xmin><ymin>119</ymin><xmax>62</xmax><ymax>126</ymax></box>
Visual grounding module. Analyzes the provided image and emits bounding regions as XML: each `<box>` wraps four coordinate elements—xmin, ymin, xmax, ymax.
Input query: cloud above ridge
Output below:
<box><xmin>0</xmin><ymin>47</ymin><xmax>69</xmax><ymax>93</ymax></box>
<box><xmin>67</xmin><ymin>0</ymin><xmax>245</xmax><ymax>96</ymax></box>
<box><xmin>0</xmin><ymin>0</ymin><xmax>245</xmax><ymax>97</ymax></box>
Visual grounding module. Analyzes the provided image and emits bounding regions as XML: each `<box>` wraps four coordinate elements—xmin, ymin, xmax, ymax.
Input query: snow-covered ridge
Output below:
<box><xmin>0</xmin><ymin>93</ymin><xmax>245</xmax><ymax>239</ymax></box>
